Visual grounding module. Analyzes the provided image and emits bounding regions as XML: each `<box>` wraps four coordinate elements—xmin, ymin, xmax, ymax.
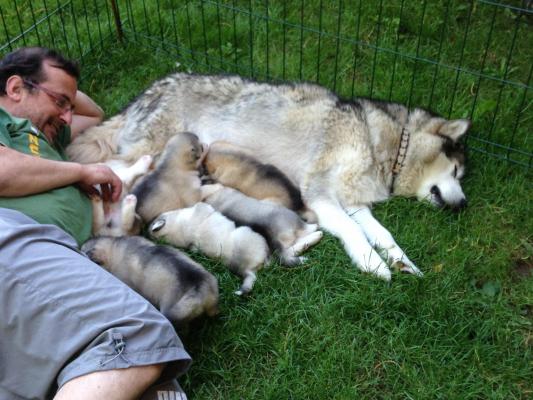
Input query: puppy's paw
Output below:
<box><xmin>123</xmin><ymin>194</ymin><xmax>138</xmax><ymax>206</ymax></box>
<box><xmin>139</xmin><ymin>154</ymin><xmax>153</xmax><ymax>170</ymax></box>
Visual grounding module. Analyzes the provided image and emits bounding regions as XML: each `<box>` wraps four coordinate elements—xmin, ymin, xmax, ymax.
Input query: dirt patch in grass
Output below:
<box><xmin>513</xmin><ymin>259</ymin><xmax>533</xmax><ymax>280</ymax></box>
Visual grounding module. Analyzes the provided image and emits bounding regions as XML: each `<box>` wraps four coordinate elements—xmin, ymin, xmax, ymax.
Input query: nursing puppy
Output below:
<box><xmin>132</xmin><ymin>132</ymin><xmax>206</xmax><ymax>223</ymax></box>
<box><xmin>149</xmin><ymin>202</ymin><xmax>270</xmax><ymax>295</ymax></box>
<box><xmin>91</xmin><ymin>155</ymin><xmax>153</xmax><ymax>236</ymax></box>
<box><xmin>203</xmin><ymin>141</ymin><xmax>316</xmax><ymax>222</ymax></box>
<box><xmin>81</xmin><ymin>235</ymin><xmax>219</xmax><ymax>325</ymax></box>
<box><xmin>201</xmin><ymin>183</ymin><xmax>323</xmax><ymax>266</ymax></box>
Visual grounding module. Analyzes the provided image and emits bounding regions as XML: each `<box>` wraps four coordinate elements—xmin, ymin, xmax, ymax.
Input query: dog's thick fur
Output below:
<box><xmin>69</xmin><ymin>73</ymin><xmax>470</xmax><ymax>280</ymax></box>
<box><xmin>201</xmin><ymin>183</ymin><xmax>323</xmax><ymax>266</ymax></box>
<box><xmin>149</xmin><ymin>202</ymin><xmax>270</xmax><ymax>295</ymax></box>
<box><xmin>81</xmin><ymin>235</ymin><xmax>219</xmax><ymax>324</ymax></box>
<box><xmin>131</xmin><ymin>132</ymin><xmax>205</xmax><ymax>223</ymax></box>
<box><xmin>203</xmin><ymin>141</ymin><xmax>316</xmax><ymax>222</ymax></box>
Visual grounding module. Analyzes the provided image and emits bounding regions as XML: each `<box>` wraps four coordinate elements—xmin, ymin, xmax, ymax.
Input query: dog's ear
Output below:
<box><xmin>438</xmin><ymin>119</ymin><xmax>470</xmax><ymax>142</ymax></box>
<box><xmin>150</xmin><ymin>219</ymin><xmax>166</xmax><ymax>233</ymax></box>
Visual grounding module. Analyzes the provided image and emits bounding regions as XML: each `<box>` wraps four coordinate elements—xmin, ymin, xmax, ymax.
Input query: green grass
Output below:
<box><xmin>2</xmin><ymin>1</ymin><xmax>533</xmax><ymax>398</ymax></box>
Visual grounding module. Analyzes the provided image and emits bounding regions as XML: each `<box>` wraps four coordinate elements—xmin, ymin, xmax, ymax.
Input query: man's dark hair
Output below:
<box><xmin>0</xmin><ymin>47</ymin><xmax>80</xmax><ymax>95</ymax></box>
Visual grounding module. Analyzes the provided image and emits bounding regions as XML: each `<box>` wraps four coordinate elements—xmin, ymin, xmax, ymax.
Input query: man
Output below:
<box><xmin>0</xmin><ymin>47</ymin><xmax>191</xmax><ymax>400</ymax></box>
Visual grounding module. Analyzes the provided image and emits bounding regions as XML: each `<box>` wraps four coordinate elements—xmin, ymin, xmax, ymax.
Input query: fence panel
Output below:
<box><xmin>1</xmin><ymin>0</ymin><xmax>531</xmax><ymax>167</ymax></box>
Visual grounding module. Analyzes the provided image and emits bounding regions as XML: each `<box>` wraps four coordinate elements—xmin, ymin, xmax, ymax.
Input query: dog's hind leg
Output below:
<box><xmin>346</xmin><ymin>206</ymin><xmax>422</xmax><ymax>276</ymax></box>
<box><xmin>118</xmin><ymin>155</ymin><xmax>153</xmax><ymax>189</ymax></box>
<box><xmin>309</xmin><ymin>199</ymin><xmax>392</xmax><ymax>280</ymax></box>
<box><xmin>289</xmin><ymin>230</ymin><xmax>323</xmax><ymax>256</ymax></box>
<box><xmin>121</xmin><ymin>194</ymin><xmax>139</xmax><ymax>233</ymax></box>
<box><xmin>90</xmin><ymin>195</ymin><xmax>106</xmax><ymax>234</ymax></box>
<box><xmin>235</xmin><ymin>271</ymin><xmax>257</xmax><ymax>296</ymax></box>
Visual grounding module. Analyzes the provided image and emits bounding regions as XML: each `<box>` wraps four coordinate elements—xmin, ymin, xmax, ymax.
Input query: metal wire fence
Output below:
<box><xmin>1</xmin><ymin>0</ymin><xmax>531</xmax><ymax>168</ymax></box>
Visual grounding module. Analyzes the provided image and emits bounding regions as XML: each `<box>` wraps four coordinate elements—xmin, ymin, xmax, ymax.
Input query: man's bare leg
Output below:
<box><xmin>53</xmin><ymin>364</ymin><xmax>164</xmax><ymax>400</ymax></box>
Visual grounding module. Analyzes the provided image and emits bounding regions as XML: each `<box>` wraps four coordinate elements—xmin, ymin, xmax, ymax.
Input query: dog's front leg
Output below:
<box><xmin>309</xmin><ymin>199</ymin><xmax>391</xmax><ymax>280</ymax></box>
<box><xmin>346</xmin><ymin>206</ymin><xmax>423</xmax><ymax>276</ymax></box>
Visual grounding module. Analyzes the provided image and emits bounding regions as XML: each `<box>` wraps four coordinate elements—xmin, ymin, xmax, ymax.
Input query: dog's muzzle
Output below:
<box><xmin>430</xmin><ymin>185</ymin><xmax>467</xmax><ymax>211</ymax></box>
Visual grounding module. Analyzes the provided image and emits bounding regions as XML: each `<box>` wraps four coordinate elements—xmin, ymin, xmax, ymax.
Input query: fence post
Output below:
<box><xmin>109</xmin><ymin>0</ymin><xmax>124</xmax><ymax>42</ymax></box>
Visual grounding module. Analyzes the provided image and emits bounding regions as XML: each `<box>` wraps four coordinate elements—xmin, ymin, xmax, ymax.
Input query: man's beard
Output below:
<box><xmin>42</xmin><ymin>118</ymin><xmax>63</xmax><ymax>143</ymax></box>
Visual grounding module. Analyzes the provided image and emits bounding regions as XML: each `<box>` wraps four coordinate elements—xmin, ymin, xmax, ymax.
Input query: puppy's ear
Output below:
<box><xmin>150</xmin><ymin>219</ymin><xmax>166</xmax><ymax>233</ymax></box>
<box><xmin>439</xmin><ymin>119</ymin><xmax>470</xmax><ymax>142</ymax></box>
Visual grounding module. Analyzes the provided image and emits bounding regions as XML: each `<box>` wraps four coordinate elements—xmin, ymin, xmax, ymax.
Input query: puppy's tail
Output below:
<box><xmin>66</xmin><ymin>115</ymin><xmax>123</xmax><ymax>163</ymax></box>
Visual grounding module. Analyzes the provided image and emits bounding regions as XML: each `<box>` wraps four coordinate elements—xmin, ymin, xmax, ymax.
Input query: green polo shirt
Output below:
<box><xmin>0</xmin><ymin>107</ymin><xmax>92</xmax><ymax>246</ymax></box>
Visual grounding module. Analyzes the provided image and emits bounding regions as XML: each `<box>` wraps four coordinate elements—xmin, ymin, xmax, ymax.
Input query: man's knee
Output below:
<box><xmin>54</xmin><ymin>363</ymin><xmax>166</xmax><ymax>400</ymax></box>
<box><xmin>135</xmin><ymin>363</ymin><xmax>166</xmax><ymax>385</ymax></box>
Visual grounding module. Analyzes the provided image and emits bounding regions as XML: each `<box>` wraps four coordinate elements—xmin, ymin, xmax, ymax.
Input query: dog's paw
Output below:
<box><xmin>371</xmin><ymin>265</ymin><xmax>392</xmax><ymax>281</ymax></box>
<box><xmin>139</xmin><ymin>154</ymin><xmax>153</xmax><ymax>170</ymax></box>
<box><xmin>280</xmin><ymin>254</ymin><xmax>306</xmax><ymax>267</ymax></box>
<box><xmin>123</xmin><ymin>194</ymin><xmax>137</xmax><ymax>206</ymax></box>
<box><xmin>391</xmin><ymin>260</ymin><xmax>423</xmax><ymax>277</ymax></box>
<box><xmin>90</xmin><ymin>193</ymin><xmax>102</xmax><ymax>202</ymax></box>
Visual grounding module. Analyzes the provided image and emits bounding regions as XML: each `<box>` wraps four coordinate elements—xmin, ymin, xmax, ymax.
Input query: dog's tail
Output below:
<box><xmin>66</xmin><ymin>115</ymin><xmax>124</xmax><ymax>163</ymax></box>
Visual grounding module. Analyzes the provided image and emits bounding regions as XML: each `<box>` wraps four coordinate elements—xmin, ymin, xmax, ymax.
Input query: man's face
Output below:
<box><xmin>22</xmin><ymin>61</ymin><xmax>77</xmax><ymax>143</ymax></box>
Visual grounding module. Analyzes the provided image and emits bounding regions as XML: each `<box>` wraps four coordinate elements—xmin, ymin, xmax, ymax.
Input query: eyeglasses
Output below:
<box><xmin>23</xmin><ymin>79</ymin><xmax>74</xmax><ymax>114</ymax></box>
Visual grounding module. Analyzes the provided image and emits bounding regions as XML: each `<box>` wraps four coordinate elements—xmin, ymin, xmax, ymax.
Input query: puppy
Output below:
<box><xmin>91</xmin><ymin>155</ymin><xmax>153</xmax><ymax>236</ymax></box>
<box><xmin>132</xmin><ymin>132</ymin><xmax>206</xmax><ymax>223</ymax></box>
<box><xmin>81</xmin><ymin>235</ymin><xmax>219</xmax><ymax>325</ymax></box>
<box><xmin>149</xmin><ymin>202</ymin><xmax>270</xmax><ymax>295</ymax></box>
<box><xmin>203</xmin><ymin>141</ymin><xmax>316</xmax><ymax>222</ymax></box>
<box><xmin>201</xmin><ymin>183</ymin><xmax>323</xmax><ymax>266</ymax></box>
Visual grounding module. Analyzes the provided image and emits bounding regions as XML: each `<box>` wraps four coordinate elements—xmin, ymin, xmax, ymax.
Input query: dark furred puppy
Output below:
<box><xmin>132</xmin><ymin>132</ymin><xmax>206</xmax><ymax>223</ymax></box>
<box><xmin>81</xmin><ymin>235</ymin><xmax>219</xmax><ymax>325</ymax></box>
<box><xmin>203</xmin><ymin>141</ymin><xmax>316</xmax><ymax>222</ymax></box>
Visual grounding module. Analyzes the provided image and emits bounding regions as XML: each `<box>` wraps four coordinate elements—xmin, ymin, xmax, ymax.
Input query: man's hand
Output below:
<box><xmin>70</xmin><ymin>90</ymin><xmax>105</xmax><ymax>138</ymax></box>
<box><xmin>78</xmin><ymin>163</ymin><xmax>122</xmax><ymax>202</ymax></box>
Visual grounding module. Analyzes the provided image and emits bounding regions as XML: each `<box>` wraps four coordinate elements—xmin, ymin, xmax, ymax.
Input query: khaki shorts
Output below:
<box><xmin>0</xmin><ymin>208</ymin><xmax>191</xmax><ymax>400</ymax></box>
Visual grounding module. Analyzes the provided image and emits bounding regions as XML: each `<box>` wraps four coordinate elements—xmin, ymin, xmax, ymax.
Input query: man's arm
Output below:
<box><xmin>70</xmin><ymin>90</ymin><xmax>104</xmax><ymax>139</ymax></box>
<box><xmin>0</xmin><ymin>145</ymin><xmax>121</xmax><ymax>201</ymax></box>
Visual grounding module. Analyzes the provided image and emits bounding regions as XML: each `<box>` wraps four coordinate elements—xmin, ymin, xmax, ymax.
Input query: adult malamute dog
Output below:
<box><xmin>68</xmin><ymin>73</ymin><xmax>469</xmax><ymax>280</ymax></box>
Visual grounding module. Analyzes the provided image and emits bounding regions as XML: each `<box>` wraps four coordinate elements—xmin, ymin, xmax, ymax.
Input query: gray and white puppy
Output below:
<box><xmin>203</xmin><ymin>141</ymin><xmax>317</xmax><ymax>222</ymax></box>
<box><xmin>81</xmin><ymin>235</ymin><xmax>219</xmax><ymax>324</ymax></box>
<box><xmin>149</xmin><ymin>202</ymin><xmax>270</xmax><ymax>295</ymax></box>
<box><xmin>132</xmin><ymin>132</ymin><xmax>206</xmax><ymax>223</ymax></box>
<box><xmin>201</xmin><ymin>183</ymin><xmax>323</xmax><ymax>266</ymax></box>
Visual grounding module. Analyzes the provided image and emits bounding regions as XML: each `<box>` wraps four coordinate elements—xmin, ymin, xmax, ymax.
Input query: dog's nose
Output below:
<box><xmin>451</xmin><ymin>198</ymin><xmax>467</xmax><ymax>212</ymax></box>
<box><xmin>457</xmin><ymin>198</ymin><xmax>467</xmax><ymax>210</ymax></box>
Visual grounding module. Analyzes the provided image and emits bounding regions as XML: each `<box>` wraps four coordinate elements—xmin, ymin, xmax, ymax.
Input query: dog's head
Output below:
<box><xmin>398</xmin><ymin>110</ymin><xmax>470</xmax><ymax>211</ymax></box>
<box><xmin>162</xmin><ymin>131</ymin><xmax>208</xmax><ymax>171</ymax></box>
<box><xmin>81</xmin><ymin>237</ymin><xmax>112</xmax><ymax>265</ymax></box>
